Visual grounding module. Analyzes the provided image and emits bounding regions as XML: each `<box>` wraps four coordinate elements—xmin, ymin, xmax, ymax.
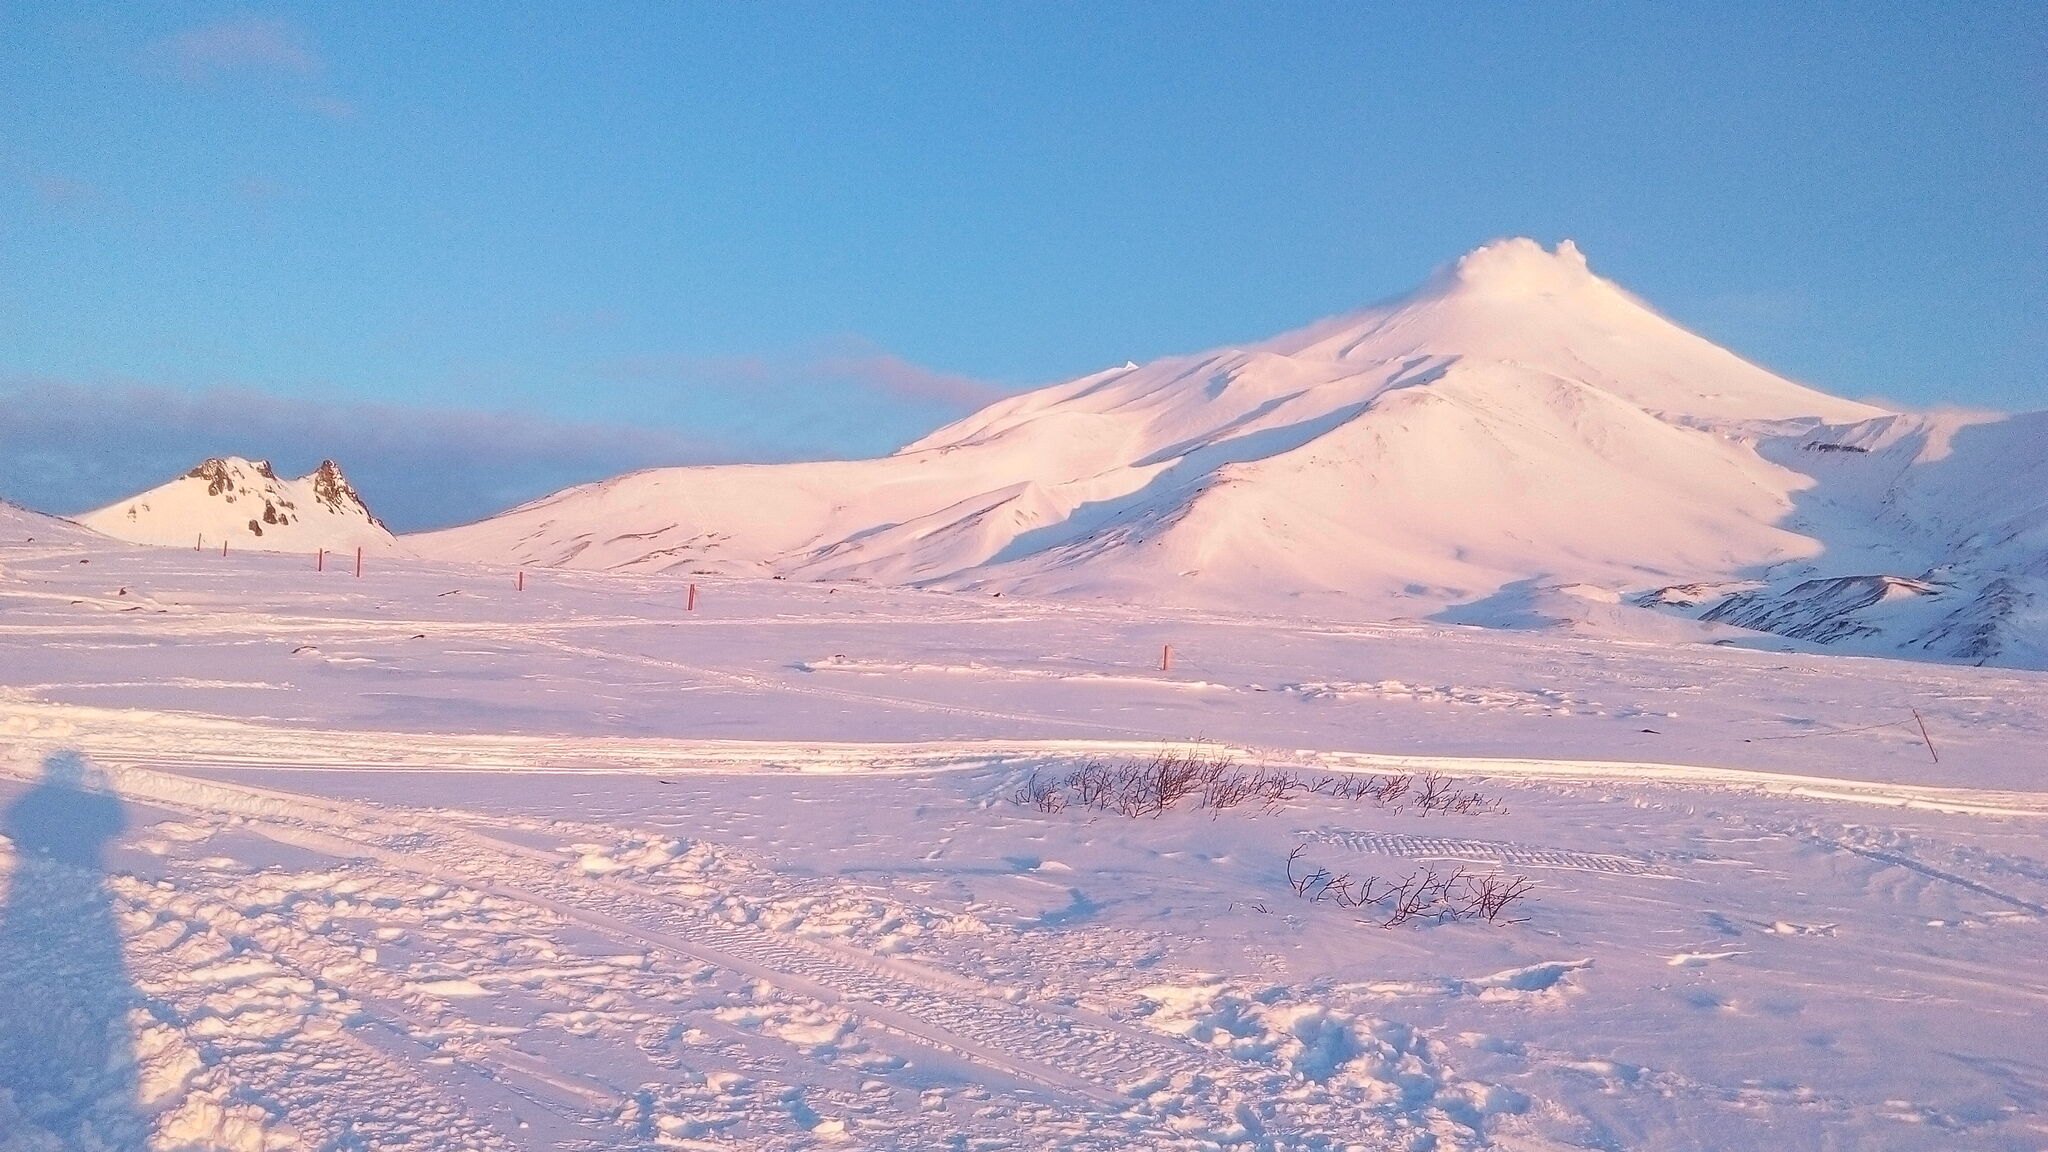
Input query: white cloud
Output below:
<box><xmin>158</xmin><ymin>16</ymin><xmax>323</xmax><ymax>81</ymax></box>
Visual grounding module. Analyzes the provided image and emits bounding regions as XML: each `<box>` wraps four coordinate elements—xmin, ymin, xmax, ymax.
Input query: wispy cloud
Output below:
<box><xmin>147</xmin><ymin>15</ymin><xmax>354</xmax><ymax>118</ymax></box>
<box><xmin>0</xmin><ymin>378</ymin><xmax>733</xmax><ymax>532</ymax></box>
<box><xmin>157</xmin><ymin>16</ymin><xmax>323</xmax><ymax>82</ymax></box>
<box><xmin>604</xmin><ymin>336</ymin><xmax>1011</xmax><ymax>414</ymax></box>
<box><xmin>298</xmin><ymin>94</ymin><xmax>357</xmax><ymax>119</ymax></box>
<box><xmin>25</xmin><ymin>173</ymin><xmax>98</xmax><ymax>208</ymax></box>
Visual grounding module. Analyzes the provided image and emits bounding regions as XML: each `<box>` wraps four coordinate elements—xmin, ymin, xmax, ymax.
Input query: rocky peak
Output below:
<box><xmin>185</xmin><ymin>457</ymin><xmax>237</xmax><ymax>496</ymax></box>
<box><xmin>307</xmin><ymin>460</ymin><xmax>383</xmax><ymax>526</ymax></box>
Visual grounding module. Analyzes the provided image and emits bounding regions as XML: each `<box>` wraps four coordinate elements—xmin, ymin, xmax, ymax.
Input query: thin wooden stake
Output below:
<box><xmin>688</xmin><ymin>583</ymin><xmax>697</xmax><ymax>611</ymax></box>
<box><xmin>1161</xmin><ymin>643</ymin><xmax>1172</xmax><ymax>673</ymax></box>
<box><xmin>517</xmin><ymin>570</ymin><xmax>525</xmax><ymax>591</ymax></box>
<box><xmin>317</xmin><ymin>548</ymin><xmax>325</xmax><ymax>572</ymax></box>
<box><xmin>354</xmin><ymin>547</ymin><xmax>362</xmax><ymax>578</ymax></box>
<box><xmin>222</xmin><ymin>539</ymin><xmax>228</xmax><ymax>557</ymax></box>
<box><xmin>195</xmin><ymin>534</ymin><xmax>203</xmax><ymax>552</ymax></box>
<box><xmin>1911</xmin><ymin>707</ymin><xmax>1939</xmax><ymax>764</ymax></box>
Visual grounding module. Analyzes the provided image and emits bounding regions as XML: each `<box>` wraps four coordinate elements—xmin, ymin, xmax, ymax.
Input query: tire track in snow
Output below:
<box><xmin>40</xmin><ymin>759</ymin><xmax>1221</xmax><ymax>1117</ymax></box>
<box><xmin>100</xmin><ymin>815</ymin><xmax>1105</xmax><ymax>1149</ymax></box>
<box><xmin>425</xmin><ymin>818</ymin><xmax>1221</xmax><ymax>1099</ymax></box>
<box><xmin>1301</xmin><ymin>828</ymin><xmax>1658</xmax><ymax>874</ymax></box>
<box><xmin>1801</xmin><ymin>834</ymin><xmax>2048</xmax><ymax>916</ymax></box>
<box><xmin>13</xmin><ymin>687</ymin><xmax>2045</xmax><ymax>816</ymax></box>
<box><xmin>523</xmin><ymin>635</ymin><xmax>1182</xmax><ymax>739</ymax></box>
<box><xmin>99</xmin><ymin>872</ymin><xmax>545</xmax><ymax>1150</ymax></box>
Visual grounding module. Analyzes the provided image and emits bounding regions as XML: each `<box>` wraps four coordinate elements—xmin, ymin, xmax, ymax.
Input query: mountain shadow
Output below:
<box><xmin>1666</xmin><ymin>412</ymin><xmax>2048</xmax><ymax>668</ymax></box>
<box><xmin>0</xmin><ymin>750</ymin><xmax>144</xmax><ymax>1149</ymax></box>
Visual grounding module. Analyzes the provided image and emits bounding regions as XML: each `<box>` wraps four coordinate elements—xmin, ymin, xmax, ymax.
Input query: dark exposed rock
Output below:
<box><xmin>1701</xmin><ymin>575</ymin><xmax>1941</xmax><ymax>645</ymax></box>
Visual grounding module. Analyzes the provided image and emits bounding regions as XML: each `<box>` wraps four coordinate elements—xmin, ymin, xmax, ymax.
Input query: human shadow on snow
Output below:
<box><xmin>0</xmin><ymin>749</ymin><xmax>144</xmax><ymax>1149</ymax></box>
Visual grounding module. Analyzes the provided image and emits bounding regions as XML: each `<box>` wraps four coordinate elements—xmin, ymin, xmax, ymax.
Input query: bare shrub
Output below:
<box><xmin>1150</xmin><ymin>746</ymin><xmax>1218</xmax><ymax>812</ymax></box>
<box><xmin>1010</xmin><ymin>746</ymin><xmax>1503</xmax><ymax>820</ymax></box>
<box><xmin>1408</xmin><ymin>771</ymin><xmax>1504</xmax><ymax>817</ymax></box>
<box><xmin>1011</xmin><ymin>773</ymin><xmax>1067</xmax><ymax>813</ymax></box>
<box><xmin>1463</xmin><ymin>873</ymin><xmax>1537</xmax><ymax>923</ymax></box>
<box><xmin>1284</xmin><ymin>846</ymin><xmax>1533</xmax><ymax>928</ymax></box>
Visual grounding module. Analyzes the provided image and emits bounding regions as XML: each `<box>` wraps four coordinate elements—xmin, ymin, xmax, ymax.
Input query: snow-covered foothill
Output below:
<box><xmin>0</xmin><ymin>498</ymin><xmax>99</xmax><ymax>546</ymax></box>
<box><xmin>81</xmin><ymin>457</ymin><xmax>399</xmax><ymax>556</ymax></box>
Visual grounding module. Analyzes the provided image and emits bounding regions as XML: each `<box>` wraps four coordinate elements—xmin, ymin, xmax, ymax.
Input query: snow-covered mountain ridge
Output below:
<box><xmin>0</xmin><ymin>497</ymin><xmax>96</xmax><ymax>545</ymax></box>
<box><xmin>82</xmin><ymin>457</ymin><xmax>398</xmax><ymax>555</ymax></box>
<box><xmin>407</xmin><ymin>238</ymin><xmax>2042</xmax><ymax>666</ymax></box>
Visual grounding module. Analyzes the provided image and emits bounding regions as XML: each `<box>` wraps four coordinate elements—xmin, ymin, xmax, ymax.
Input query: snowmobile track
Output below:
<box><xmin>50</xmin><ymin>760</ymin><xmax>1224</xmax><ymax>1119</ymax></box>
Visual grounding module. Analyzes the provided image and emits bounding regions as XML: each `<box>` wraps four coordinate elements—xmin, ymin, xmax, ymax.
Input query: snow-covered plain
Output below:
<box><xmin>3</xmin><ymin>527</ymin><xmax>2045</xmax><ymax>1150</ymax></box>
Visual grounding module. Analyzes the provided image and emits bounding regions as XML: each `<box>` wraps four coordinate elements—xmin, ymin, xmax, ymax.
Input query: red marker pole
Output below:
<box><xmin>687</xmin><ymin>583</ymin><xmax>697</xmax><ymax>611</ymax></box>
<box><xmin>354</xmin><ymin>547</ymin><xmax>362</xmax><ymax>579</ymax></box>
<box><xmin>1161</xmin><ymin>644</ymin><xmax>1172</xmax><ymax>673</ymax></box>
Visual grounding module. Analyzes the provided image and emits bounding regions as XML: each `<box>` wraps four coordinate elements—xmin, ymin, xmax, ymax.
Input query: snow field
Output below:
<box><xmin>1</xmin><ymin>536</ymin><xmax>2045</xmax><ymax>1149</ymax></box>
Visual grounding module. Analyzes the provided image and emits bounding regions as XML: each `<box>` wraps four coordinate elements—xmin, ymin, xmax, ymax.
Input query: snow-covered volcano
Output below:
<box><xmin>83</xmin><ymin>457</ymin><xmax>398</xmax><ymax>555</ymax></box>
<box><xmin>412</xmin><ymin>239</ymin><xmax>2046</xmax><ymax>666</ymax></box>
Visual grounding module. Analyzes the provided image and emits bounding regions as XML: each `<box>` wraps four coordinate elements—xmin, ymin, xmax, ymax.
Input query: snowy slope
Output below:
<box><xmin>81</xmin><ymin>457</ymin><xmax>399</xmax><ymax>555</ymax></box>
<box><xmin>1637</xmin><ymin>410</ymin><xmax>2048</xmax><ymax>665</ymax></box>
<box><xmin>0</xmin><ymin>498</ymin><xmax>99</xmax><ymax>545</ymax></box>
<box><xmin>412</xmin><ymin>239</ymin><xmax>2046</xmax><ymax>665</ymax></box>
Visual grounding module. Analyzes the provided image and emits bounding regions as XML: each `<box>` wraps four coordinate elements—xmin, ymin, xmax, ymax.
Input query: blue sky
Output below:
<box><xmin>2</xmin><ymin>3</ymin><xmax>2042</xmax><ymax>529</ymax></box>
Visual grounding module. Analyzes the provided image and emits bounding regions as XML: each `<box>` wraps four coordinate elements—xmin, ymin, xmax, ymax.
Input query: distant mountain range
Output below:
<box><xmin>23</xmin><ymin>240</ymin><xmax>2046</xmax><ymax>668</ymax></box>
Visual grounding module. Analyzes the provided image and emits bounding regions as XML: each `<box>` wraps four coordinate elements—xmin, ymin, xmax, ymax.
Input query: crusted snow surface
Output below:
<box><xmin>80</xmin><ymin>457</ymin><xmax>398</xmax><ymax>556</ymax></box>
<box><xmin>1</xmin><ymin>533</ymin><xmax>2045</xmax><ymax>1150</ymax></box>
